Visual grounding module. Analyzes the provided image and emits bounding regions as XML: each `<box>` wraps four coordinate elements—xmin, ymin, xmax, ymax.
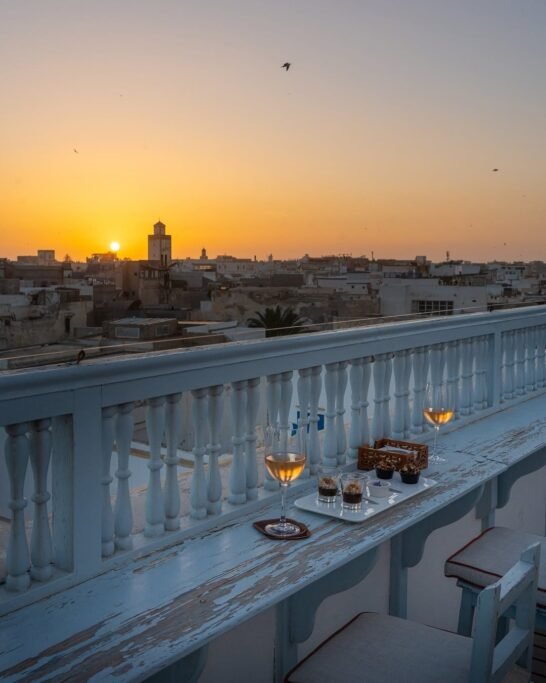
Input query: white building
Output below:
<box><xmin>379</xmin><ymin>279</ymin><xmax>488</xmax><ymax>317</ymax></box>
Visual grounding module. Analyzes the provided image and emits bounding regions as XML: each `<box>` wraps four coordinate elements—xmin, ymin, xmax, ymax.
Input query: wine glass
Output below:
<box><xmin>264</xmin><ymin>421</ymin><xmax>306</xmax><ymax>537</ymax></box>
<box><xmin>422</xmin><ymin>383</ymin><xmax>454</xmax><ymax>464</ymax></box>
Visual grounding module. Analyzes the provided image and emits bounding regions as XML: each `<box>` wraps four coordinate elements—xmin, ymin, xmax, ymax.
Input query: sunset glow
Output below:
<box><xmin>2</xmin><ymin>1</ymin><xmax>546</xmax><ymax>262</ymax></box>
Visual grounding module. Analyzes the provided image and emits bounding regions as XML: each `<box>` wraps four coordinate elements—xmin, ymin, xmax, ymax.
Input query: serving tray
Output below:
<box><xmin>294</xmin><ymin>474</ymin><xmax>437</xmax><ymax>523</ymax></box>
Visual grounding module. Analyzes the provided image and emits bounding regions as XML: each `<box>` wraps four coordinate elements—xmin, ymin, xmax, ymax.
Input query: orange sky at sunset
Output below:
<box><xmin>2</xmin><ymin>1</ymin><xmax>545</xmax><ymax>262</ymax></box>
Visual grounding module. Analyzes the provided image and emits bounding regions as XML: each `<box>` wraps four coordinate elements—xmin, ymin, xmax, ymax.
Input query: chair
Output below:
<box><xmin>444</xmin><ymin>527</ymin><xmax>546</xmax><ymax>635</ymax></box>
<box><xmin>285</xmin><ymin>544</ymin><xmax>540</xmax><ymax>683</ymax></box>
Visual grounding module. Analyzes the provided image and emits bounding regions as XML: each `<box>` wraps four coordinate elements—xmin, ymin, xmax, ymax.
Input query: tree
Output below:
<box><xmin>247</xmin><ymin>306</ymin><xmax>306</xmax><ymax>337</ymax></box>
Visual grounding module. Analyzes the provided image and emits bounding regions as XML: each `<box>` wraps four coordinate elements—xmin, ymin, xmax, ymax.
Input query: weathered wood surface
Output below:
<box><xmin>2</xmin><ymin>395</ymin><xmax>546</xmax><ymax>682</ymax></box>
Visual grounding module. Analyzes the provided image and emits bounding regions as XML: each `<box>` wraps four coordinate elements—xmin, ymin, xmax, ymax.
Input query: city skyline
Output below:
<box><xmin>2</xmin><ymin>1</ymin><xmax>546</xmax><ymax>262</ymax></box>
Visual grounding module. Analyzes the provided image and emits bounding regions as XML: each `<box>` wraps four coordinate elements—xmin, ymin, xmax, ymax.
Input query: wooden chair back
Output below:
<box><xmin>469</xmin><ymin>543</ymin><xmax>540</xmax><ymax>683</ymax></box>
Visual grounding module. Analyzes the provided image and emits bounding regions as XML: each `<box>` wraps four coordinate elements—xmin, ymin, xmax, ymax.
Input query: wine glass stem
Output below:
<box><xmin>280</xmin><ymin>483</ymin><xmax>289</xmax><ymax>524</ymax></box>
<box><xmin>432</xmin><ymin>426</ymin><xmax>439</xmax><ymax>459</ymax></box>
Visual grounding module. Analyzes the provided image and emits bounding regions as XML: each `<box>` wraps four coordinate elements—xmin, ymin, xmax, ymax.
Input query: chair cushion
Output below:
<box><xmin>285</xmin><ymin>612</ymin><xmax>474</xmax><ymax>683</ymax></box>
<box><xmin>444</xmin><ymin>527</ymin><xmax>546</xmax><ymax>608</ymax></box>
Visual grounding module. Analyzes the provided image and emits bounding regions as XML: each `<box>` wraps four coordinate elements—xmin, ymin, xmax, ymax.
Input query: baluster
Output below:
<box><xmin>164</xmin><ymin>393</ymin><xmax>182</xmax><ymax>530</ymax></box>
<box><xmin>460</xmin><ymin>339</ymin><xmax>474</xmax><ymax>416</ymax></box>
<box><xmin>278</xmin><ymin>371</ymin><xmax>293</xmax><ymax>453</ymax></box>
<box><xmin>245</xmin><ymin>378</ymin><xmax>260</xmax><ymax>498</ymax></box>
<box><xmin>348</xmin><ymin>359</ymin><xmax>363</xmax><ymax>460</ymax></box>
<box><xmin>502</xmin><ymin>330</ymin><xmax>515</xmax><ymax>401</ymax></box>
<box><xmin>229</xmin><ymin>381</ymin><xmax>247</xmax><ymax>505</ymax></box>
<box><xmin>207</xmin><ymin>385</ymin><xmax>224</xmax><ymax>514</ymax></box>
<box><xmin>264</xmin><ymin>374</ymin><xmax>281</xmax><ymax>490</ymax></box>
<box><xmin>515</xmin><ymin>329</ymin><xmax>526</xmax><ymax>395</ymax></box>
<box><xmin>190</xmin><ymin>388</ymin><xmax>209</xmax><ymax>518</ymax></box>
<box><xmin>360</xmin><ymin>357</ymin><xmax>372</xmax><ymax>445</ymax></box>
<box><xmin>115</xmin><ymin>402</ymin><xmax>134</xmax><ymax>550</ymax></box>
<box><xmin>323</xmin><ymin>363</ymin><xmax>338</xmax><ymax>467</ymax></box>
<box><xmin>411</xmin><ymin>347</ymin><xmax>429</xmax><ymax>434</ymax></box>
<box><xmin>5</xmin><ymin>423</ymin><xmax>31</xmax><ymax>591</ymax></box>
<box><xmin>473</xmin><ymin>337</ymin><xmax>487</xmax><ymax>410</ymax></box>
<box><xmin>446</xmin><ymin>341</ymin><xmax>460</xmax><ymax>419</ymax></box>
<box><xmin>403</xmin><ymin>349</ymin><xmax>412</xmax><ymax>437</ymax></box>
<box><xmin>144</xmin><ymin>397</ymin><xmax>166</xmax><ymax>537</ymax></box>
<box><xmin>308</xmin><ymin>366</ymin><xmax>322</xmax><ymax>473</ymax></box>
<box><xmin>536</xmin><ymin>325</ymin><xmax>546</xmax><ymax>389</ymax></box>
<box><xmin>297</xmin><ymin>368</ymin><xmax>311</xmax><ymax>477</ymax></box>
<box><xmin>372</xmin><ymin>355</ymin><xmax>386</xmax><ymax>442</ymax></box>
<box><xmin>100</xmin><ymin>408</ymin><xmax>116</xmax><ymax>557</ymax></box>
<box><xmin>28</xmin><ymin>419</ymin><xmax>53</xmax><ymax>581</ymax></box>
<box><xmin>383</xmin><ymin>354</ymin><xmax>393</xmax><ymax>437</ymax></box>
<box><xmin>525</xmin><ymin>327</ymin><xmax>537</xmax><ymax>393</ymax></box>
<box><xmin>336</xmin><ymin>361</ymin><xmax>348</xmax><ymax>465</ymax></box>
<box><xmin>392</xmin><ymin>351</ymin><xmax>408</xmax><ymax>440</ymax></box>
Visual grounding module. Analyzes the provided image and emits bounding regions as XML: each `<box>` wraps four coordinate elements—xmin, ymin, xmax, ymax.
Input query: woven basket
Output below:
<box><xmin>358</xmin><ymin>438</ymin><xmax>428</xmax><ymax>472</ymax></box>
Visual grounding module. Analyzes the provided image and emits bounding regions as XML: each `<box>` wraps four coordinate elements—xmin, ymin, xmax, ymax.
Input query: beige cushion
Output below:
<box><xmin>287</xmin><ymin>613</ymin><xmax>464</xmax><ymax>683</ymax></box>
<box><xmin>286</xmin><ymin>613</ymin><xmax>529</xmax><ymax>683</ymax></box>
<box><xmin>445</xmin><ymin>527</ymin><xmax>546</xmax><ymax>608</ymax></box>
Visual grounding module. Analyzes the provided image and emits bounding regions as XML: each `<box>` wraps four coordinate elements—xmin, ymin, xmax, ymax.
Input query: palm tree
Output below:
<box><xmin>247</xmin><ymin>306</ymin><xmax>306</xmax><ymax>337</ymax></box>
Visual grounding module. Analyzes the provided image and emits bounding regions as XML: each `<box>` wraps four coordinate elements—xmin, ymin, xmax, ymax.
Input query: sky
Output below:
<box><xmin>1</xmin><ymin>0</ymin><xmax>546</xmax><ymax>262</ymax></box>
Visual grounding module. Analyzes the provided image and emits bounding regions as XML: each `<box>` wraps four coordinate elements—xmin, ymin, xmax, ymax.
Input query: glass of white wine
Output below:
<box><xmin>264</xmin><ymin>421</ymin><xmax>306</xmax><ymax>538</ymax></box>
<box><xmin>422</xmin><ymin>383</ymin><xmax>454</xmax><ymax>464</ymax></box>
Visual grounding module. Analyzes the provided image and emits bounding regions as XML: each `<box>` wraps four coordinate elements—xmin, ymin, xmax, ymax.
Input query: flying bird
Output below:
<box><xmin>281</xmin><ymin>62</ymin><xmax>291</xmax><ymax>71</ymax></box>
<box><xmin>73</xmin><ymin>148</ymin><xmax>79</xmax><ymax>154</ymax></box>
<box><xmin>492</xmin><ymin>168</ymin><xmax>498</xmax><ymax>172</ymax></box>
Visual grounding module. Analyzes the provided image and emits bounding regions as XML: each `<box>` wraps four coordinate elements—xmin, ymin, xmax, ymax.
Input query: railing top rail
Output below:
<box><xmin>0</xmin><ymin>305</ymin><xmax>545</xmax><ymax>413</ymax></box>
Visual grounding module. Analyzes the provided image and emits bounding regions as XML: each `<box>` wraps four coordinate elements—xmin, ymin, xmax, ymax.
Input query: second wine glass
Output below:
<box><xmin>422</xmin><ymin>383</ymin><xmax>454</xmax><ymax>463</ymax></box>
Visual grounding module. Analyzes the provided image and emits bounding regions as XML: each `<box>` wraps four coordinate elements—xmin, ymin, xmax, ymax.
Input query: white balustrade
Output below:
<box><xmin>245</xmin><ymin>378</ymin><xmax>260</xmax><ymax>498</ymax></box>
<box><xmin>191</xmin><ymin>388</ymin><xmax>209</xmax><ymax>518</ymax></box>
<box><xmin>3</xmin><ymin>305</ymin><xmax>546</xmax><ymax>604</ymax></box>
<box><xmin>164</xmin><ymin>393</ymin><xmax>182</xmax><ymax>530</ymax></box>
<box><xmin>207</xmin><ymin>386</ymin><xmax>224</xmax><ymax>515</ymax></box>
<box><xmin>101</xmin><ymin>407</ymin><xmax>116</xmax><ymax>557</ymax></box>
<box><xmin>114</xmin><ymin>403</ymin><xmax>134</xmax><ymax>550</ymax></box>
<box><xmin>29</xmin><ymin>420</ymin><xmax>53</xmax><ymax>581</ymax></box>
<box><xmin>5</xmin><ymin>423</ymin><xmax>31</xmax><ymax>591</ymax></box>
<box><xmin>229</xmin><ymin>381</ymin><xmax>247</xmax><ymax>505</ymax></box>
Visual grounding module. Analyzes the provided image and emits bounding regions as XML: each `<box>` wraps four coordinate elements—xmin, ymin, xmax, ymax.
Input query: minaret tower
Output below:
<box><xmin>148</xmin><ymin>220</ymin><xmax>172</xmax><ymax>266</ymax></box>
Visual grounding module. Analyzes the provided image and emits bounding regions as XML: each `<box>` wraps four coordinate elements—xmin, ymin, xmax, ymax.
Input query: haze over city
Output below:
<box><xmin>2</xmin><ymin>0</ymin><xmax>546</xmax><ymax>262</ymax></box>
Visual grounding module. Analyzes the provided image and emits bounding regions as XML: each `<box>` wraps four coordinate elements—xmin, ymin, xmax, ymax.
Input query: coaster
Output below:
<box><xmin>253</xmin><ymin>518</ymin><xmax>311</xmax><ymax>541</ymax></box>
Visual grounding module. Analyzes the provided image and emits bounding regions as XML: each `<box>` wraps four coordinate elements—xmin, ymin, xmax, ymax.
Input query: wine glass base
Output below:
<box><xmin>428</xmin><ymin>454</ymin><xmax>447</xmax><ymax>464</ymax></box>
<box><xmin>264</xmin><ymin>520</ymin><xmax>303</xmax><ymax>538</ymax></box>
